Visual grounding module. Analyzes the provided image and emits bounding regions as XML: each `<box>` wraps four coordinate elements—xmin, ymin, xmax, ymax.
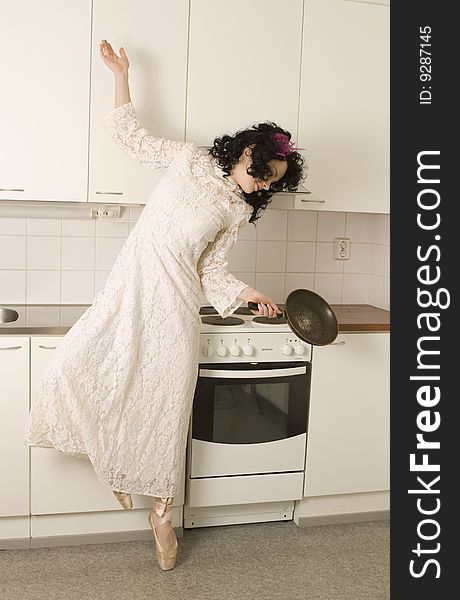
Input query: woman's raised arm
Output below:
<box><xmin>99</xmin><ymin>39</ymin><xmax>131</xmax><ymax>107</ymax></box>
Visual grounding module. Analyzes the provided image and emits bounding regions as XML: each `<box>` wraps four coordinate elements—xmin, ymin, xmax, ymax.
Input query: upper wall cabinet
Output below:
<box><xmin>298</xmin><ymin>0</ymin><xmax>389</xmax><ymax>213</ymax></box>
<box><xmin>0</xmin><ymin>1</ymin><xmax>92</xmax><ymax>203</ymax></box>
<box><xmin>89</xmin><ymin>0</ymin><xmax>189</xmax><ymax>205</ymax></box>
<box><xmin>186</xmin><ymin>0</ymin><xmax>303</xmax><ymax>147</ymax></box>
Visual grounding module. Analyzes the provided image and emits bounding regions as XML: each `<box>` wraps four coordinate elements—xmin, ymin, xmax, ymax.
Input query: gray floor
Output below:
<box><xmin>0</xmin><ymin>519</ymin><xmax>389</xmax><ymax>600</ymax></box>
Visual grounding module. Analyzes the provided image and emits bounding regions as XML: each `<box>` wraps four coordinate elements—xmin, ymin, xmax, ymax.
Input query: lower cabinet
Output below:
<box><xmin>0</xmin><ymin>334</ymin><xmax>184</xmax><ymax>545</ymax></box>
<box><xmin>30</xmin><ymin>336</ymin><xmax>118</xmax><ymax>515</ymax></box>
<box><xmin>304</xmin><ymin>332</ymin><xmax>390</xmax><ymax>497</ymax></box>
<box><xmin>0</xmin><ymin>337</ymin><xmax>30</xmax><ymax>518</ymax></box>
<box><xmin>30</xmin><ymin>337</ymin><xmax>185</xmax><ymax>517</ymax></box>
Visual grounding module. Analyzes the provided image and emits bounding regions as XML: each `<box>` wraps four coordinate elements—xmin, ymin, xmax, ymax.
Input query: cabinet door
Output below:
<box><xmin>297</xmin><ymin>0</ymin><xmax>389</xmax><ymax>213</ymax></box>
<box><xmin>304</xmin><ymin>333</ymin><xmax>390</xmax><ymax>496</ymax></box>
<box><xmin>0</xmin><ymin>1</ymin><xmax>91</xmax><ymax>202</ymax></box>
<box><xmin>89</xmin><ymin>0</ymin><xmax>189</xmax><ymax>205</ymax></box>
<box><xmin>187</xmin><ymin>0</ymin><xmax>303</xmax><ymax>146</ymax></box>
<box><xmin>0</xmin><ymin>337</ymin><xmax>29</xmax><ymax>517</ymax></box>
<box><xmin>30</xmin><ymin>336</ymin><xmax>117</xmax><ymax>514</ymax></box>
<box><xmin>30</xmin><ymin>337</ymin><xmax>185</xmax><ymax>514</ymax></box>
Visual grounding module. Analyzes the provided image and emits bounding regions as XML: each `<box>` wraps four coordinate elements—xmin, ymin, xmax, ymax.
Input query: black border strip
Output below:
<box><xmin>391</xmin><ymin>2</ymin><xmax>456</xmax><ymax>595</ymax></box>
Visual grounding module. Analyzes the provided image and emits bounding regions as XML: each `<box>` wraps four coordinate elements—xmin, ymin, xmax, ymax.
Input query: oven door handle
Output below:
<box><xmin>199</xmin><ymin>366</ymin><xmax>307</xmax><ymax>378</ymax></box>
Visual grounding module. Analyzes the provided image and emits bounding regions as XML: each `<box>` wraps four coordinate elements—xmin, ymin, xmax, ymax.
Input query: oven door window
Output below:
<box><xmin>192</xmin><ymin>362</ymin><xmax>310</xmax><ymax>444</ymax></box>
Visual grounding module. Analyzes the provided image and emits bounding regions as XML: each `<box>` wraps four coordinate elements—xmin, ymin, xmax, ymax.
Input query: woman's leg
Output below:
<box><xmin>148</xmin><ymin>496</ymin><xmax>178</xmax><ymax>570</ymax></box>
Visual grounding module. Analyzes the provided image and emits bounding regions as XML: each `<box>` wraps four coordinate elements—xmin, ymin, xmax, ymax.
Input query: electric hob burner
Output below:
<box><xmin>201</xmin><ymin>316</ymin><xmax>245</xmax><ymax>326</ymax></box>
<box><xmin>252</xmin><ymin>315</ymin><xmax>288</xmax><ymax>325</ymax></box>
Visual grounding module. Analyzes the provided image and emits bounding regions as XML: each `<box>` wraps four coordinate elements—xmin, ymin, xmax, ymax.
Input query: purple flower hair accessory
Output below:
<box><xmin>272</xmin><ymin>132</ymin><xmax>303</xmax><ymax>157</ymax></box>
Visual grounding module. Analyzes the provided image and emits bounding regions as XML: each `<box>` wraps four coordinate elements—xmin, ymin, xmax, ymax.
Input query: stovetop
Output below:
<box><xmin>200</xmin><ymin>304</ymin><xmax>291</xmax><ymax>334</ymax></box>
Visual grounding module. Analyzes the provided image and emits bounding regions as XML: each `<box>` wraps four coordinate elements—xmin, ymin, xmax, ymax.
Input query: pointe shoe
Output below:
<box><xmin>113</xmin><ymin>490</ymin><xmax>133</xmax><ymax>510</ymax></box>
<box><xmin>148</xmin><ymin>497</ymin><xmax>178</xmax><ymax>571</ymax></box>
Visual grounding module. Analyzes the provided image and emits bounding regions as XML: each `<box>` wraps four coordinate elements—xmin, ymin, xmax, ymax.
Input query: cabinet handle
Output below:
<box><xmin>0</xmin><ymin>345</ymin><xmax>22</xmax><ymax>350</ymax></box>
<box><xmin>298</xmin><ymin>198</ymin><xmax>326</xmax><ymax>204</ymax></box>
<box><xmin>95</xmin><ymin>191</ymin><xmax>124</xmax><ymax>195</ymax></box>
<box><xmin>0</xmin><ymin>188</ymin><xmax>25</xmax><ymax>192</ymax></box>
<box><xmin>330</xmin><ymin>341</ymin><xmax>346</xmax><ymax>346</ymax></box>
<box><xmin>38</xmin><ymin>345</ymin><xmax>57</xmax><ymax>350</ymax></box>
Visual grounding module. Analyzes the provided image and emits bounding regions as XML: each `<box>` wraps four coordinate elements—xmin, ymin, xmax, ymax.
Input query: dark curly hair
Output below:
<box><xmin>209</xmin><ymin>122</ymin><xmax>307</xmax><ymax>224</ymax></box>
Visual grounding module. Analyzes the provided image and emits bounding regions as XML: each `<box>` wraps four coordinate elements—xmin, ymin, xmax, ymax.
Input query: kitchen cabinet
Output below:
<box><xmin>304</xmin><ymin>332</ymin><xmax>390</xmax><ymax>497</ymax></box>
<box><xmin>30</xmin><ymin>336</ymin><xmax>185</xmax><ymax>518</ymax></box>
<box><xmin>297</xmin><ymin>0</ymin><xmax>389</xmax><ymax>213</ymax></box>
<box><xmin>89</xmin><ymin>0</ymin><xmax>189</xmax><ymax>205</ymax></box>
<box><xmin>186</xmin><ymin>0</ymin><xmax>303</xmax><ymax>146</ymax></box>
<box><xmin>0</xmin><ymin>337</ymin><xmax>30</xmax><ymax>518</ymax></box>
<box><xmin>0</xmin><ymin>1</ymin><xmax>91</xmax><ymax>203</ymax></box>
<box><xmin>30</xmin><ymin>336</ymin><xmax>117</xmax><ymax>514</ymax></box>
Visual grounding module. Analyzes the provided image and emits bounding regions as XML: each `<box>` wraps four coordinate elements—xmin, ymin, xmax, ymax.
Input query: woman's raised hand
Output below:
<box><xmin>99</xmin><ymin>39</ymin><xmax>129</xmax><ymax>76</ymax></box>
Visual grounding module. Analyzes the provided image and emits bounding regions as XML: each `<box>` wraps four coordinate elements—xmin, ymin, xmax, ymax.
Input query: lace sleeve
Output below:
<box><xmin>197</xmin><ymin>219</ymin><xmax>250</xmax><ymax>319</ymax></box>
<box><xmin>103</xmin><ymin>102</ymin><xmax>191</xmax><ymax>169</ymax></box>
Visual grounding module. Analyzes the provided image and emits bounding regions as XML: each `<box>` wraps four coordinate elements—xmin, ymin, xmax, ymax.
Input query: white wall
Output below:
<box><xmin>0</xmin><ymin>209</ymin><xmax>389</xmax><ymax>310</ymax></box>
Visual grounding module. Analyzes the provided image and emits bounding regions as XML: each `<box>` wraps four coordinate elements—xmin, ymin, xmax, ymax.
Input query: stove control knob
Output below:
<box><xmin>216</xmin><ymin>345</ymin><xmax>227</xmax><ymax>357</ymax></box>
<box><xmin>294</xmin><ymin>343</ymin><xmax>305</xmax><ymax>355</ymax></box>
<box><xmin>202</xmin><ymin>346</ymin><xmax>214</xmax><ymax>357</ymax></box>
<box><xmin>230</xmin><ymin>344</ymin><xmax>241</xmax><ymax>357</ymax></box>
<box><xmin>280</xmin><ymin>344</ymin><xmax>294</xmax><ymax>356</ymax></box>
<box><xmin>243</xmin><ymin>344</ymin><xmax>254</xmax><ymax>356</ymax></box>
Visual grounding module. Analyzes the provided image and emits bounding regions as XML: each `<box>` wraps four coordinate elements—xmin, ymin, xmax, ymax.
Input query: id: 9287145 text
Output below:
<box><xmin>419</xmin><ymin>26</ymin><xmax>432</xmax><ymax>105</ymax></box>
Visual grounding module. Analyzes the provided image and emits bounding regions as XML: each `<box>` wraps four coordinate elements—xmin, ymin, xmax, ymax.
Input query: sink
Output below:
<box><xmin>0</xmin><ymin>308</ymin><xmax>19</xmax><ymax>324</ymax></box>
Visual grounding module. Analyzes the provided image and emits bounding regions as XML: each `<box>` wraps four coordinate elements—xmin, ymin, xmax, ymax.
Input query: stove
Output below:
<box><xmin>198</xmin><ymin>304</ymin><xmax>311</xmax><ymax>363</ymax></box>
<box><xmin>184</xmin><ymin>305</ymin><xmax>312</xmax><ymax>528</ymax></box>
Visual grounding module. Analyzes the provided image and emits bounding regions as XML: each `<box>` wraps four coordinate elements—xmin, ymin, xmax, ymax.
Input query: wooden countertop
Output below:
<box><xmin>330</xmin><ymin>304</ymin><xmax>390</xmax><ymax>332</ymax></box>
<box><xmin>0</xmin><ymin>303</ymin><xmax>390</xmax><ymax>334</ymax></box>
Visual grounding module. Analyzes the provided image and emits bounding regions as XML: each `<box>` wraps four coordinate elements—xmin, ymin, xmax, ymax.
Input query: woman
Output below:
<box><xmin>24</xmin><ymin>40</ymin><xmax>305</xmax><ymax>571</ymax></box>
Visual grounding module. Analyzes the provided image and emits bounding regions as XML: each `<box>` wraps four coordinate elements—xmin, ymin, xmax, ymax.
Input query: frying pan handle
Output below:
<box><xmin>247</xmin><ymin>301</ymin><xmax>284</xmax><ymax>319</ymax></box>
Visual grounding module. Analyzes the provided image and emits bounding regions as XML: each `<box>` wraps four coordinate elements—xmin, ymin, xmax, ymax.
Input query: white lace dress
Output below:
<box><xmin>24</xmin><ymin>102</ymin><xmax>252</xmax><ymax>497</ymax></box>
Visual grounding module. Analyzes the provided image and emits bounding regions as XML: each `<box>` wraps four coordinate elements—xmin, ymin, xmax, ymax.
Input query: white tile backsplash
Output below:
<box><xmin>0</xmin><ymin>217</ymin><xmax>26</xmax><ymax>235</ymax></box>
<box><xmin>285</xmin><ymin>272</ymin><xmax>315</xmax><ymax>296</ymax></box>
<box><xmin>370</xmin><ymin>244</ymin><xmax>386</xmax><ymax>277</ymax></box>
<box><xmin>62</xmin><ymin>237</ymin><xmax>95</xmax><ymax>270</ymax></box>
<box><xmin>254</xmin><ymin>272</ymin><xmax>286</xmax><ymax>304</ymax></box>
<box><xmin>0</xmin><ymin>270</ymin><xmax>26</xmax><ymax>303</ymax></box>
<box><xmin>0</xmin><ymin>211</ymin><xmax>390</xmax><ymax>308</ymax></box>
<box><xmin>61</xmin><ymin>270</ymin><xmax>94</xmax><ymax>304</ymax></box>
<box><xmin>317</xmin><ymin>212</ymin><xmax>346</xmax><ymax>241</ymax></box>
<box><xmin>342</xmin><ymin>274</ymin><xmax>369</xmax><ymax>304</ymax></box>
<box><xmin>345</xmin><ymin>213</ymin><xmax>373</xmax><ymax>243</ymax></box>
<box><xmin>256</xmin><ymin>241</ymin><xmax>287</xmax><ymax>273</ymax></box>
<box><xmin>238</xmin><ymin>220</ymin><xmax>257</xmax><ymax>240</ymax></box>
<box><xmin>95</xmin><ymin>270</ymin><xmax>111</xmax><ymax>294</ymax></box>
<box><xmin>344</xmin><ymin>243</ymin><xmax>372</xmax><ymax>274</ymax></box>
<box><xmin>0</xmin><ymin>236</ymin><xmax>26</xmax><ymax>269</ymax></box>
<box><xmin>256</xmin><ymin>209</ymin><xmax>287</xmax><ymax>240</ymax></box>
<box><xmin>315</xmin><ymin>242</ymin><xmax>343</xmax><ymax>274</ymax></box>
<box><xmin>95</xmin><ymin>237</ymin><xmax>126</xmax><ymax>271</ymax></box>
<box><xmin>286</xmin><ymin>241</ymin><xmax>316</xmax><ymax>272</ymax></box>
<box><xmin>95</xmin><ymin>219</ymin><xmax>130</xmax><ymax>237</ymax></box>
<box><xmin>27</xmin><ymin>270</ymin><xmax>60</xmax><ymax>303</ymax></box>
<box><xmin>287</xmin><ymin>210</ymin><xmax>317</xmax><ymax>241</ymax></box>
<box><xmin>314</xmin><ymin>273</ymin><xmax>343</xmax><ymax>304</ymax></box>
<box><xmin>26</xmin><ymin>218</ymin><xmax>61</xmax><ymax>236</ymax></box>
<box><xmin>62</xmin><ymin>218</ymin><xmax>96</xmax><ymax>236</ymax></box>
<box><xmin>228</xmin><ymin>240</ymin><xmax>256</xmax><ymax>272</ymax></box>
<box><xmin>27</xmin><ymin>236</ymin><xmax>61</xmax><ymax>270</ymax></box>
<box><xmin>371</xmin><ymin>213</ymin><xmax>388</xmax><ymax>245</ymax></box>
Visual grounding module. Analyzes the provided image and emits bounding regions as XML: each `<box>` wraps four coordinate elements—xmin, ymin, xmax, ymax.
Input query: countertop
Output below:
<box><xmin>0</xmin><ymin>303</ymin><xmax>390</xmax><ymax>335</ymax></box>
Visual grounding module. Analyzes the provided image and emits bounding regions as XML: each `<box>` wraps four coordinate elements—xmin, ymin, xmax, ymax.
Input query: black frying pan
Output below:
<box><xmin>248</xmin><ymin>288</ymin><xmax>338</xmax><ymax>346</ymax></box>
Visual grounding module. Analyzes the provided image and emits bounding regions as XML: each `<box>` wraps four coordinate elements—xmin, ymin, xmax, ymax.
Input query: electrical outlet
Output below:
<box><xmin>90</xmin><ymin>205</ymin><xmax>121</xmax><ymax>219</ymax></box>
<box><xmin>333</xmin><ymin>238</ymin><xmax>351</xmax><ymax>260</ymax></box>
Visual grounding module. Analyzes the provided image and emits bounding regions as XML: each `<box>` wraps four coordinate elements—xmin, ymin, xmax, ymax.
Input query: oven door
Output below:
<box><xmin>190</xmin><ymin>361</ymin><xmax>310</xmax><ymax>478</ymax></box>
